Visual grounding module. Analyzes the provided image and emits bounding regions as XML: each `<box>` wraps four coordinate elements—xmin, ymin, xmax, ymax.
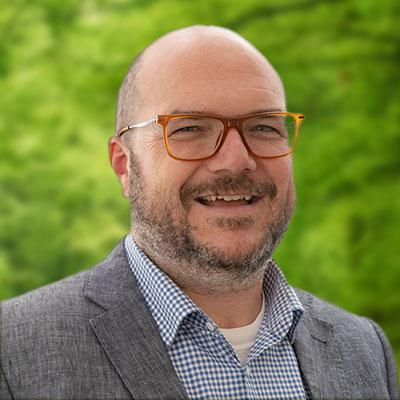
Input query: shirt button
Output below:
<box><xmin>245</xmin><ymin>366</ymin><xmax>251</xmax><ymax>376</ymax></box>
<box><xmin>206</xmin><ymin>322</ymin><xmax>215</xmax><ymax>331</ymax></box>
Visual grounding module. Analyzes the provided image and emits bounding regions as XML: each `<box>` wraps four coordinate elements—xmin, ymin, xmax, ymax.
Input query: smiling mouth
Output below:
<box><xmin>196</xmin><ymin>194</ymin><xmax>261</xmax><ymax>206</ymax></box>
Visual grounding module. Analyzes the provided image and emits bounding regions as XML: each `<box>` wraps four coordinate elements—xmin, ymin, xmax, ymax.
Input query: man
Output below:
<box><xmin>0</xmin><ymin>25</ymin><xmax>398</xmax><ymax>400</ymax></box>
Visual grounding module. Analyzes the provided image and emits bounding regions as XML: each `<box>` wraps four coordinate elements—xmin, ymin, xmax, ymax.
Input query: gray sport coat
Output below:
<box><xmin>1</xmin><ymin>241</ymin><xmax>399</xmax><ymax>399</ymax></box>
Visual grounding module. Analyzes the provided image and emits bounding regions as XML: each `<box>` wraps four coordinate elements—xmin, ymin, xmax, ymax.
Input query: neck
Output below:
<box><xmin>184</xmin><ymin>281</ymin><xmax>264</xmax><ymax>328</ymax></box>
<box><xmin>130</xmin><ymin>231</ymin><xmax>267</xmax><ymax>328</ymax></box>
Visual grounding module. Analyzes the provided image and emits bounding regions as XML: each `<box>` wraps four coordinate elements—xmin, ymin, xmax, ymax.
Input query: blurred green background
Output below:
<box><xmin>0</xmin><ymin>0</ymin><xmax>399</xmax><ymax>369</ymax></box>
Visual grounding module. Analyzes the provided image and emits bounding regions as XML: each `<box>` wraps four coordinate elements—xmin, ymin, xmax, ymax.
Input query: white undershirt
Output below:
<box><xmin>220</xmin><ymin>296</ymin><xmax>265</xmax><ymax>365</ymax></box>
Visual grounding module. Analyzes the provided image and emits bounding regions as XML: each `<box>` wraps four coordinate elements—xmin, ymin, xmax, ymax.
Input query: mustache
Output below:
<box><xmin>180</xmin><ymin>175</ymin><xmax>277</xmax><ymax>208</ymax></box>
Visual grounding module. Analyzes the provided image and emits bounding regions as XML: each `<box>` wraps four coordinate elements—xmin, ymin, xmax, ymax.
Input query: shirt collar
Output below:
<box><xmin>260</xmin><ymin>260</ymin><xmax>304</xmax><ymax>346</ymax></box>
<box><xmin>124</xmin><ymin>234</ymin><xmax>303</xmax><ymax>349</ymax></box>
<box><xmin>124</xmin><ymin>234</ymin><xmax>198</xmax><ymax>348</ymax></box>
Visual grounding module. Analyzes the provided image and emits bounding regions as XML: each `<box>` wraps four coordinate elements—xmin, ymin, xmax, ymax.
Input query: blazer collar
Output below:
<box><xmin>84</xmin><ymin>241</ymin><xmax>188</xmax><ymax>400</ymax></box>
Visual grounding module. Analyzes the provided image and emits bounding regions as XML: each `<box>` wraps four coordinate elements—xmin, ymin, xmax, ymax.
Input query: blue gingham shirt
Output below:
<box><xmin>124</xmin><ymin>235</ymin><xmax>306</xmax><ymax>399</ymax></box>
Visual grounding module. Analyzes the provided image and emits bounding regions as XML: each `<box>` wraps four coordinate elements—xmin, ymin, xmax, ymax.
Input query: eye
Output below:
<box><xmin>247</xmin><ymin>124</ymin><xmax>282</xmax><ymax>137</ymax></box>
<box><xmin>169</xmin><ymin>125</ymin><xmax>204</xmax><ymax>137</ymax></box>
<box><xmin>174</xmin><ymin>125</ymin><xmax>202</xmax><ymax>133</ymax></box>
<box><xmin>253</xmin><ymin>125</ymin><xmax>275</xmax><ymax>132</ymax></box>
<box><xmin>168</xmin><ymin>124</ymin><xmax>210</xmax><ymax>142</ymax></box>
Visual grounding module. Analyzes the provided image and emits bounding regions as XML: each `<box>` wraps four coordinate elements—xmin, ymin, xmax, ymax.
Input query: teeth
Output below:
<box><xmin>202</xmin><ymin>194</ymin><xmax>253</xmax><ymax>202</ymax></box>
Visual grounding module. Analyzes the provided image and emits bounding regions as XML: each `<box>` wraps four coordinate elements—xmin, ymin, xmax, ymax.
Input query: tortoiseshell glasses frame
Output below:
<box><xmin>117</xmin><ymin>111</ymin><xmax>305</xmax><ymax>161</ymax></box>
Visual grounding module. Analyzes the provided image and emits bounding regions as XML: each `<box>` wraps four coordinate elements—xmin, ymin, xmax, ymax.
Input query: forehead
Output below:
<box><xmin>135</xmin><ymin>32</ymin><xmax>285</xmax><ymax>118</ymax></box>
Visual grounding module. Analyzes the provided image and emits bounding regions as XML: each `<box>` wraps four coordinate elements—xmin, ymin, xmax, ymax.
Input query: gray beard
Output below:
<box><xmin>128</xmin><ymin>155</ymin><xmax>294</xmax><ymax>292</ymax></box>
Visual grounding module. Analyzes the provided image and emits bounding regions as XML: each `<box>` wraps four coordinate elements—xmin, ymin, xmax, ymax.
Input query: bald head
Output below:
<box><xmin>116</xmin><ymin>25</ymin><xmax>285</xmax><ymax>134</ymax></box>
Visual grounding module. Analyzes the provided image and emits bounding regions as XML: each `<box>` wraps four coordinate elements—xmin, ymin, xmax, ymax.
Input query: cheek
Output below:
<box><xmin>268</xmin><ymin>157</ymin><xmax>293</xmax><ymax>188</ymax></box>
<box><xmin>136</xmin><ymin>139</ymin><xmax>199</xmax><ymax>203</ymax></box>
<box><xmin>275</xmin><ymin>159</ymin><xmax>296</xmax><ymax>211</ymax></box>
<box><xmin>135</xmin><ymin>135</ymin><xmax>167</xmax><ymax>188</ymax></box>
<box><xmin>259</xmin><ymin>158</ymin><xmax>294</xmax><ymax>207</ymax></box>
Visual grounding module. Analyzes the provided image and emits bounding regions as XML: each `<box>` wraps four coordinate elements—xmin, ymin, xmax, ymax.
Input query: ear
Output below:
<box><xmin>108</xmin><ymin>136</ymin><xmax>130</xmax><ymax>198</ymax></box>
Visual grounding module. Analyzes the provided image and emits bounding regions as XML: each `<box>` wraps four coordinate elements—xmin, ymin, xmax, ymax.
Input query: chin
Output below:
<box><xmin>201</xmin><ymin>229</ymin><xmax>266</xmax><ymax>255</ymax></box>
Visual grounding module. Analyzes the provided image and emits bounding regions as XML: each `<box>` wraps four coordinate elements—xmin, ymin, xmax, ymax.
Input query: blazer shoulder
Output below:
<box><xmin>1</xmin><ymin>240</ymin><xmax>126</xmax><ymax>324</ymax></box>
<box><xmin>294</xmin><ymin>286</ymin><xmax>394</xmax><ymax>363</ymax></box>
<box><xmin>295</xmin><ymin>286</ymin><xmax>374</xmax><ymax>330</ymax></box>
<box><xmin>3</xmin><ymin>265</ymin><xmax>92</xmax><ymax>313</ymax></box>
<box><xmin>294</xmin><ymin>287</ymin><xmax>399</xmax><ymax>399</ymax></box>
<box><xmin>0</xmin><ymin>240</ymin><xmax>136</xmax><ymax>399</ymax></box>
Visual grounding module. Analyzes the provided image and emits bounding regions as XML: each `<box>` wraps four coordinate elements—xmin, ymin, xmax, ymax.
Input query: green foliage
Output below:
<box><xmin>1</xmin><ymin>0</ymin><xmax>399</xmax><ymax>369</ymax></box>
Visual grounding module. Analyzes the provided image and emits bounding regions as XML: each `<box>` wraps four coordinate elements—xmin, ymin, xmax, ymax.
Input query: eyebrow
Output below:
<box><xmin>169</xmin><ymin>108</ymin><xmax>284</xmax><ymax>116</ymax></box>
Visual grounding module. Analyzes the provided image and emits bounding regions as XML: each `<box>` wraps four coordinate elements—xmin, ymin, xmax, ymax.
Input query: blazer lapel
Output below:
<box><xmin>293</xmin><ymin>289</ymin><xmax>348</xmax><ymax>399</ymax></box>
<box><xmin>84</xmin><ymin>241</ymin><xmax>188</xmax><ymax>400</ymax></box>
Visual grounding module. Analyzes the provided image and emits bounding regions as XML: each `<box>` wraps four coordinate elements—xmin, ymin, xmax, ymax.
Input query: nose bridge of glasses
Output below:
<box><xmin>219</xmin><ymin>117</ymin><xmax>250</xmax><ymax>154</ymax></box>
<box><xmin>223</xmin><ymin>117</ymin><xmax>246</xmax><ymax>142</ymax></box>
<box><xmin>226</xmin><ymin>117</ymin><xmax>241</xmax><ymax>131</ymax></box>
<box><xmin>210</xmin><ymin>117</ymin><xmax>256</xmax><ymax>171</ymax></box>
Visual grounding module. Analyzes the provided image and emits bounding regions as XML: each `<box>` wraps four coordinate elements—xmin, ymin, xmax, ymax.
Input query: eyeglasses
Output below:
<box><xmin>117</xmin><ymin>111</ymin><xmax>304</xmax><ymax>161</ymax></box>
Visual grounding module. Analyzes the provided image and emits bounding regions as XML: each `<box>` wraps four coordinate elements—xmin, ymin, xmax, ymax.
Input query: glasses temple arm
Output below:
<box><xmin>117</xmin><ymin>116</ymin><xmax>158</xmax><ymax>137</ymax></box>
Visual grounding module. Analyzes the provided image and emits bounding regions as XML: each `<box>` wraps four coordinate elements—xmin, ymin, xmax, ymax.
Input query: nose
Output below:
<box><xmin>205</xmin><ymin>127</ymin><xmax>257</xmax><ymax>174</ymax></box>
